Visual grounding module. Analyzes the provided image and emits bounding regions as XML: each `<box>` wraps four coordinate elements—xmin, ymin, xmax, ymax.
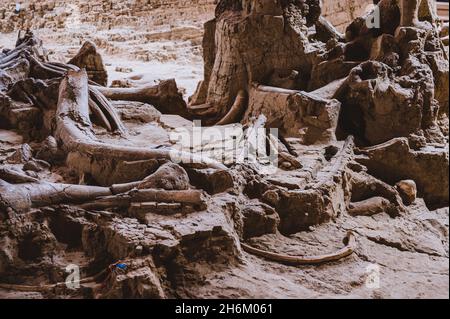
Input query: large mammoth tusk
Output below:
<box><xmin>55</xmin><ymin>70</ymin><xmax>227</xmax><ymax>176</ymax></box>
<box><xmin>0</xmin><ymin>179</ymin><xmax>113</xmax><ymax>213</ymax></box>
<box><xmin>89</xmin><ymin>85</ymin><xmax>126</xmax><ymax>134</ymax></box>
<box><xmin>0</xmin><ymin>178</ymin><xmax>205</xmax><ymax>214</ymax></box>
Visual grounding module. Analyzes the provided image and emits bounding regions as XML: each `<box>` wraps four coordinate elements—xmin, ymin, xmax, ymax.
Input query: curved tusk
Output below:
<box><xmin>89</xmin><ymin>85</ymin><xmax>127</xmax><ymax>134</ymax></box>
<box><xmin>215</xmin><ymin>90</ymin><xmax>248</xmax><ymax>126</ymax></box>
<box><xmin>241</xmin><ymin>231</ymin><xmax>356</xmax><ymax>265</ymax></box>
<box><xmin>187</xmin><ymin>102</ymin><xmax>217</xmax><ymax>117</ymax></box>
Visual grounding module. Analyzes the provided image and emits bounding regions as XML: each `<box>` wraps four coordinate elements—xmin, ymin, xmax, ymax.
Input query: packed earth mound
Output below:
<box><xmin>0</xmin><ymin>0</ymin><xmax>448</xmax><ymax>299</ymax></box>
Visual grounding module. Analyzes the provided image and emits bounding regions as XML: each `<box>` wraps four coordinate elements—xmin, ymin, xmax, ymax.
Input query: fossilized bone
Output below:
<box><xmin>348</xmin><ymin>196</ymin><xmax>391</xmax><ymax>216</ymax></box>
<box><xmin>0</xmin><ymin>261</ymin><xmax>112</xmax><ymax>292</ymax></box>
<box><xmin>241</xmin><ymin>231</ymin><xmax>356</xmax><ymax>265</ymax></box>
<box><xmin>11</xmin><ymin>61</ymin><xmax>125</xmax><ymax>134</ymax></box>
<box><xmin>316</xmin><ymin>16</ymin><xmax>345</xmax><ymax>42</ymax></box>
<box><xmin>55</xmin><ymin>70</ymin><xmax>227</xmax><ymax>183</ymax></box>
<box><xmin>0</xmin><ymin>47</ymin><xmax>32</xmax><ymax>67</ymax></box>
<box><xmin>267</xmin><ymin>133</ymin><xmax>302</xmax><ymax>170</ymax></box>
<box><xmin>0</xmin><ymin>58</ymin><xmax>30</xmax><ymax>84</ymax></box>
<box><xmin>15</xmin><ymin>29</ymin><xmax>39</xmax><ymax>48</ymax></box>
<box><xmin>0</xmin><ymin>179</ymin><xmax>113</xmax><ymax>213</ymax></box>
<box><xmin>89</xmin><ymin>85</ymin><xmax>126</xmax><ymax>133</ymax></box>
<box><xmin>24</xmin><ymin>54</ymin><xmax>125</xmax><ymax>134</ymax></box>
<box><xmin>95</xmin><ymin>79</ymin><xmax>190</xmax><ymax>118</ymax></box>
<box><xmin>137</xmin><ymin>162</ymin><xmax>190</xmax><ymax>190</ymax></box>
<box><xmin>0</xmin><ymin>38</ymin><xmax>35</xmax><ymax>63</ymax></box>
<box><xmin>0</xmin><ymin>160</ymin><xmax>201</xmax><ymax>214</ymax></box>
<box><xmin>27</xmin><ymin>53</ymin><xmax>63</xmax><ymax>79</ymax></box>
<box><xmin>3</xmin><ymin>41</ymin><xmax>126</xmax><ymax>134</ymax></box>
<box><xmin>348</xmin><ymin>168</ymin><xmax>406</xmax><ymax>217</ymax></box>
<box><xmin>188</xmin><ymin>90</ymin><xmax>250</xmax><ymax>125</ymax></box>
<box><xmin>0</xmin><ymin>167</ymin><xmax>38</xmax><ymax>183</ymax></box>
<box><xmin>88</xmin><ymin>95</ymin><xmax>113</xmax><ymax>131</ymax></box>
<box><xmin>80</xmin><ymin>189</ymin><xmax>206</xmax><ymax>211</ymax></box>
<box><xmin>0</xmin><ymin>170</ymin><xmax>204</xmax><ymax>214</ymax></box>
<box><xmin>187</xmin><ymin>101</ymin><xmax>215</xmax><ymax>117</ymax></box>
<box><xmin>215</xmin><ymin>90</ymin><xmax>248</xmax><ymax>126</ymax></box>
<box><xmin>0</xmin><ymin>58</ymin><xmax>23</xmax><ymax>71</ymax></box>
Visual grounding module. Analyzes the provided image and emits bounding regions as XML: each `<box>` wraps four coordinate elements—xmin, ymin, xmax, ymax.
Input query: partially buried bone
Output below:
<box><xmin>54</xmin><ymin>69</ymin><xmax>228</xmax><ymax>184</ymax></box>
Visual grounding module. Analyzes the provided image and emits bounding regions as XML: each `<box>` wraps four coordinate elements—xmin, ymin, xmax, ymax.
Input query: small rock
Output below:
<box><xmin>396</xmin><ymin>180</ymin><xmax>417</xmax><ymax>205</ymax></box>
<box><xmin>111</xmin><ymin>79</ymin><xmax>132</xmax><ymax>88</ymax></box>
<box><xmin>113</xmin><ymin>101</ymin><xmax>161</xmax><ymax>123</ymax></box>
<box><xmin>23</xmin><ymin>159</ymin><xmax>50</xmax><ymax>172</ymax></box>
<box><xmin>115</xmin><ymin>66</ymin><xmax>133</xmax><ymax>73</ymax></box>
<box><xmin>138</xmin><ymin>163</ymin><xmax>190</xmax><ymax>190</ymax></box>
<box><xmin>134</xmin><ymin>245</ymin><xmax>143</xmax><ymax>255</ymax></box>
<box><xmin>280</xmin><ymin>161</ymin><xmax>292</xmax><ymax>170</ymax></box>
<box><xmin>35</xmin><ymin>136</ymin><xmax>58</xmax><ymax>163</ymax></box>
<box><xmin>262</xmin><ymin>190</ymin><xmax>280</xmax><ymax>207</ymax></box>
<box><xmin>324</xmin><ymin>145</ymin><xmax>339</xmax><ymax>161</ymax></box>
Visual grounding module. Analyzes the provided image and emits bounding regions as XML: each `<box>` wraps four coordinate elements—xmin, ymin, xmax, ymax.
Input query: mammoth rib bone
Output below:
<box><xmin>28</xmin><ymin>53</ymin><xmax>62</xmax><ymax>78</ymax></box>
<box><xmin>89</xmin><ymin>85</ymin><xmax>126</xmax><ymax>133</ymax></box>
<box><xmin>0</xmin><ymin>57</ymin><xmax>26</xmax><ymax>70</ymax></box>
<box><xmin>0</xmin><ymin>40</ymin><xmax>32</xmax><ymax>62</ymax></box>
<box><xmin>0</xmin><ymin>48</ymin><xmax>30</xmax><ymax>66</ymax></box>
<box><xmin>241</xmin><ymin>231</ymin><xmax>356</xmax><ymax>265</ymax></box>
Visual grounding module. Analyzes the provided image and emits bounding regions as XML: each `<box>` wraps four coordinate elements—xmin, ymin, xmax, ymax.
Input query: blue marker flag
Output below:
<box><xmin>116</xmin><ymin>263</ymin><xmax>127</xmax><ymax>270</ymax></box>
